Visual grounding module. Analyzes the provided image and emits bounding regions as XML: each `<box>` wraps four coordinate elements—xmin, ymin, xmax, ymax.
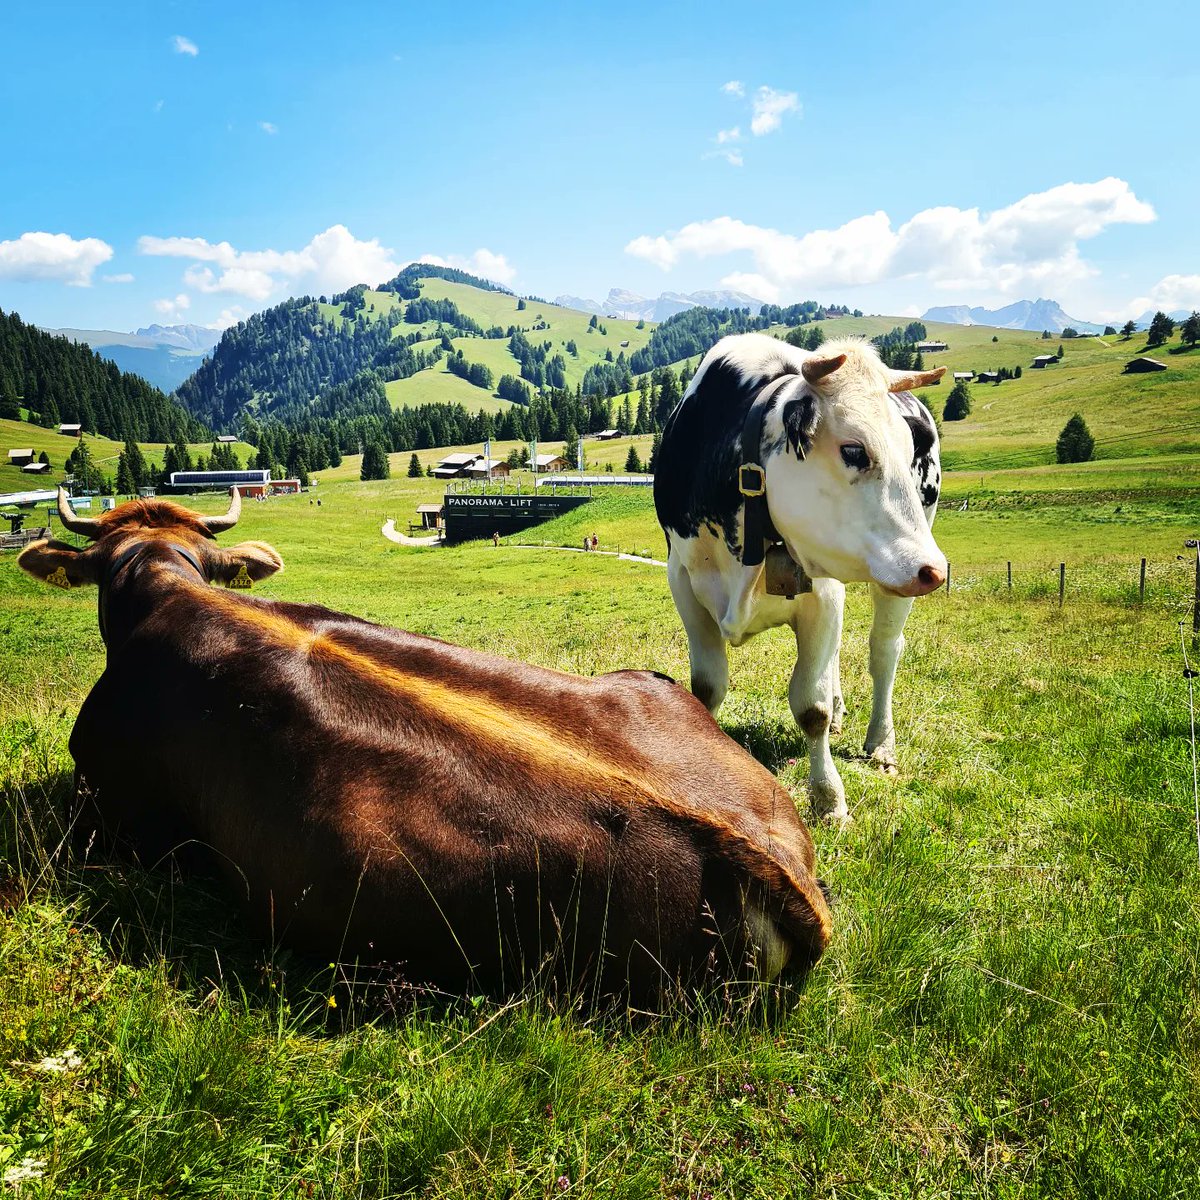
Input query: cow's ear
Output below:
<box><xmin>780</xmin><ymin>387</ymin><xmax>819</xmax><ymax>460</ymax></box>
<box><xmin>17</xmin><ymin>540</ymin><xmax>100</xmax><ymax>589</ymax></box>
<box><xmin>211</xmin><ymin>540</ymin><xmax>284</xmax><ymax>588</ymax></box>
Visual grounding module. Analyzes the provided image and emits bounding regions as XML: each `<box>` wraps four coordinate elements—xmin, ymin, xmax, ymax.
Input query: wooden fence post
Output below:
<box><xmin>1007</xmin><ymin>561</ymin><xmax>1012</xmax><ymax>591</ymax></box>
<box><xmin>1139</xmin><ymin>557</ymin><xmax>1146</xmax><ymax>605</ymax></box>
<box><xmin>1193</xmin><ymin>549</ymin><xmax>1200</xmax><ymax>635</ymax></box>
<box><xmin>1059</xmin><ymin>562</ymin><xmax>1065</xmax><ymax>608</ymax></box>
<box><xmin>945</xmin><ymin>561</ymin><xmax>951</xmax><ymax>594</ymax></box>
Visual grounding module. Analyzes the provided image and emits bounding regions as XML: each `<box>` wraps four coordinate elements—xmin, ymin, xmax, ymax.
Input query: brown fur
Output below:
<box><xmin>22</xmin><ymin>499</ymin><xmax>831</xmax><ymax>998</ymax></box>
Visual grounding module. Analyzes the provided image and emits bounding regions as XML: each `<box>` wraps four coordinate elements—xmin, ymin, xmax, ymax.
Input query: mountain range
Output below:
<box><xmin>554</xmin><ymin>288</ymin><xmax>768</xmax><ymax>322</ymax></box>
<box><xmin>39</xmin><ymin>323</ymin><xmax>220</xmax><ymax>393</ymax></box>
<box><xmin>921</xmin><ymin>298</ymin><xmax>1105</xmax><ymax>335</ymax></box>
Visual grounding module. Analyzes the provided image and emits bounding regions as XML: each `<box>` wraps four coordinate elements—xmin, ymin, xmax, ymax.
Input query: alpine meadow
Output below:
<box><xmin>3</xmin><ymin>3</ymin><xmax>1200</xmax><ymax>1197</ymax></box>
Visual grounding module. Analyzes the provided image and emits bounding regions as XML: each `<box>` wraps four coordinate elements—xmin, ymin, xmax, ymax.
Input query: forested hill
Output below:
<box><xmin>0</xmin><ymin>308</ymin><xmax>208</xmax><ymax>443</ymax></box>
<box><xmin>175</xmin><ymin>266</ymin><xmax>514</xmax><ymax>431</ymax></box>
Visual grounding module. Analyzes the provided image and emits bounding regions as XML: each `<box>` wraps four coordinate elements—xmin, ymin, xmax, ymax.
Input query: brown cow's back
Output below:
<box><xmin>71</xmin><ymin>580</ymin><xmax>830</xmax><ymax>997</ymax></box>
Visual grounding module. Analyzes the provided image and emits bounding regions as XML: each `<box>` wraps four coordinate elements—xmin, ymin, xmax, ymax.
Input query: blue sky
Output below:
<box><xmin>1</xmin><ymin>0</ymin><xmax>1196</xmax><ymax>332</ymax></box>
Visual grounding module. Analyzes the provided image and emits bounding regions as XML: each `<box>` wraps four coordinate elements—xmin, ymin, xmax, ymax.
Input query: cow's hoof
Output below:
<box><xmin>809</xmin><ymin>782</ymin><xmax>850</xmax><ymax>825</ymax></box>
<box><xmin>865</xmin><ymin>744</ymin><xmax>898</xmax><ymax>776</ymax></box>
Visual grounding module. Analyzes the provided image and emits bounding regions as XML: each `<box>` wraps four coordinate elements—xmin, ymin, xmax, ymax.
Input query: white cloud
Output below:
<box><xmin>206</xmin><ymin>306</ymin><xmax>250</xmax><ymax>330</ymax></box>
<box><xmin>721</xmin><ymin>80</ymin><xmax>744</xmax><ymax>98</ymax></box>
<box><xmin>625</xmin><ymin>178</ymin><xmax>1156</xmax><ymax>301</ymax></box>
<box><xmin>258</xmin><ymin>121</ymin><xmax>278</xmax><ymax>135</ymax></box>
<box><xmin>750</xmin><ymin>86</ymin><xmax>799</xmax><ymax>136</ymax></box>
<box><xmin>417</xmin><ymin>248</ymin><xmax>517</xmax><ymax>286</ymax></box>
<box><xmin>1107</xmin><ymin>273</ymin><xmax>1200</xmax><ymax>320</ymax></box>
<box><xmin>154</xmin><ymin>99</ymin><xmax>164</xmax><ymax>113</ymax></box>
<box><xmin>0</xmin><ymin>231</ymin><xmax>113</xmax><ymax>286</ymax></box>
<box><xmin>138</xmin><ymin>224</ymin><xmax>404</xmax><ymax>300</ymax></box>
<box><xmin>172</xmin><ymin>35</ymin><xmax>198</xmax><ymax>56</ymax></box>
<box><xmin>154</xmin><ymin>293</ymin><xmax>191</xmax><ymax>319</ymax></box>
<box><xmin>102</xmin><ymin>272</ymin><xmax>135</xmax><ymax>284</ymax></box>
<box><xmin>715</xmin><ymin>127</ymin><xmax>740</xmax><ymax>144</ymax></box>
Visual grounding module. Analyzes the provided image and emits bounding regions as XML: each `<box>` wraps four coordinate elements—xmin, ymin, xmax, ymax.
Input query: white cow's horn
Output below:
<box><xmin>57</xmin><ymin>488</ymin><xmax>104</xmax><ymax>539</ymax></box>
<box><xmin>801</xmin><ymin>354</ymin><xmax>847</xmax><ymax>385</ymax></box>
<box><xmin>201</xmin><ymin>487</ymin><xmax>242</xmax><ymax>534</ymax></box>
<box><xmin>888</xmin><ymin>366</ymin><xmax>946</xmax><ymax>391</ymax></box>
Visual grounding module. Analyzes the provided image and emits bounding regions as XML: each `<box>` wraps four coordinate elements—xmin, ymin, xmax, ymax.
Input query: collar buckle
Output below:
<box><xmin>738</xmin><ymin>463</ymin><xmax>766</xmax><ymax>497</ymax></box>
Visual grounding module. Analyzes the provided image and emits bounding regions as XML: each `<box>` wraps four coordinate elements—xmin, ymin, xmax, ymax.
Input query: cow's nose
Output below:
<box><xmin>914</xmin><ymin>563</ymin><xmax>945</xmax><ymax>593</ymax></box>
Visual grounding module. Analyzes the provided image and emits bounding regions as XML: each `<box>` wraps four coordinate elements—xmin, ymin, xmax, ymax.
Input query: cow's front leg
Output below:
<box><xmin>790</xmin><ymin>581</ymin><xmax>848</xmax><ymax>822</ymax></box>
<box><xmin>864</xmin><ymin>585</ymin><xmax>914</xmax><ymax>775</ymax></box>
<box><xmin>668</xmin><ymin>558</ymin><xmax>729</xmax><ymax>713</ymax></box>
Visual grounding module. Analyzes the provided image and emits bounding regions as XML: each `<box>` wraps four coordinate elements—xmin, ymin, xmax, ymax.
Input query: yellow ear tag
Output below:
<box><xmin>227</xmin><ymin>564</ymin><xmax>253</xmax><ymax>590</ymax></box>
<box><xmin>47</xmin><ymin>566</ymin><xmax>72</xmax><ymax>590</ymax></box>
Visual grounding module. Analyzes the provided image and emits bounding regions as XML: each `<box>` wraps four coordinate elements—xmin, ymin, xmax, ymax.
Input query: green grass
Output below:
<box><xmin>0</xmin><ymin>419</ymin><xmax>256</xmax><ymax>494</ymax></box>
<box><xmin>1</xmin><ymin>456</ymin><xmax>1198</xmax><ymax>1196</ymax></box>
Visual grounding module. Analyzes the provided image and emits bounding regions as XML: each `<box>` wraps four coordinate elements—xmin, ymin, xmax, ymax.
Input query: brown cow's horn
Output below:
<box><xmin>201</xmin><ymin>486</ymin><xmax>242</xmax><ymax>534</ymax></box>
<box><xmin>888</xmin><ymin>366</ymin><xmax>947</xmax><ymax>391</ymax></box>
<box><xmin>56</xmin><ymin>488</ymin><xmax>103</xmax><ymax>539</ymax></box>
<box><xmin>801</xmin><ymin>353</ymin><xmax>847</xmax><ymax>385</ymax></box>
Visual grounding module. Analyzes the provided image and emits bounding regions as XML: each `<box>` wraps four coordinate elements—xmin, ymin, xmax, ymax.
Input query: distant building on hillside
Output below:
<box><xmin>593</xmin><ymin>429</ymin><xmax>620</xmax><ymax>441</ymax></box>
<box><xmin>534</xmin><ymin>453</ymin><xmax>568</xmax><ymax>473</ymax></box>
<box><xmin>21</xmin><ymin>461</ymin><xmax>50</xmax><ymax>474</ymax></box>
<box><xmin>952</xmin><ymin>371</ymin><xmax>974</xmax><ymax>381</ymax></box>
<box><xmin>465</xmin><ymin>458</ymin><xmax>510</xmax><ymax>481</ymax></box>
<box><xmin>976</xmin><ymin>371</ymin><xmax>1001</xmax><ymax>384</ymax></box>
<box><xmin>1124</xmin><ymin>357</ymin><xmax>1167</xmax><ymax>373</ymax></box>
<box><xmin>432</xmin><ymin>452</ymin><xmax>483</xmax><ymax>480</ymax></box>
<box><xmin>216</xmin><ymin>434</ymin><xmax>239</xmax><ymax>444</ymax></box>
<box><xmin>6</xmin><ymin>448</ymin><xmax>35</xmax><ymax>466</ymax></box>
<box><xmin>58</xmin><ymin>423</ymin><xmax>82</xmax><ymax>437</ymax></box>
<box><xmin>915</xmin><ymin>341</ymin><xmax>948</xmax><ymax>353</ymax></box>
<box><xmin>168</xmin><ymin>468</ymin><xmax>271</xmax><ymax>492</ymax></box>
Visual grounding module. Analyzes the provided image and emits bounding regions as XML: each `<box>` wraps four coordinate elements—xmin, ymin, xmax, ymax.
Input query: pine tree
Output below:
<box><xmin>1147</xmin><ymin>311</ymin><xmax>1175</xmax><ymax>347</ymax></box>
<box><xmin>1180</xmin><ymin>312</ymin><xmax>1200</xmax><ymax>348</ymax></box>
<box><xmin>648</xmin><ymin>430</ymin><xmax>662</xmax><ymax>473</ymax></box>
<box><xmin>116</xmin><ymin>451</ymin><xmax>135</xmax><ymax>495</ymax></box>
<box><xmin>624</xmin><ymin>445</ymin><xmax>642</xmax><ymax>473</ymax></box>
<box><xmin>1120</xmin><ymin>319</ymin><xmax>1137</xmax><ymax>339</ymax></box>
<box><xmin>943</xmin><ymin>380</ymin><xmax>972</xmax><ymax>421</ymax></box>
<box><xmin>407</xmin><ymin>452</ymin><xmax>423</xmax><ymax>478</ymax></box>
<box><xmin>361</xmin><ymin>442</ymin><xmax>390</xmax><ymax>481</ymax></box>
<box><xmin>1056</xmin><ymin>414</ymin><xmax>1095</xmax><ymax>463</ymax></box>
<box><xmin>562</xmin><ymin>425</ymin><xmax>580</xmax><ymax>470</ymax></box>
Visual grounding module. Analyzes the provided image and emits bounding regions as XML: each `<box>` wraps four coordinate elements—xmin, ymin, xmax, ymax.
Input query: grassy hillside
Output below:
<box><xmin>0</xmin><ymin>455</ymin><xmax>1197</xmax><ymax>1195</ymax></box>
<box><xmin>792</xmin><ymin>315</ymin><xmax>1200</xmax><ymax>469</ymax></box>
<box><xmin>0</xmin><ymin>419</ymin><xmax>255</xmax><ymax>493</ymax></box>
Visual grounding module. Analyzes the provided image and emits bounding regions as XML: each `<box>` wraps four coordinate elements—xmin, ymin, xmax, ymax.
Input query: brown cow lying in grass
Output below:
<box><xmin>20</xmin><ymin>490</ymin><xmax>831</xmax><ymax>1000</ymax></box>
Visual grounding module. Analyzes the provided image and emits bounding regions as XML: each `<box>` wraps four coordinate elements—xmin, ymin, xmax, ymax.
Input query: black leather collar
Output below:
<box><xmin>738</xmin><ymin>374</ymin><xmax>797</xmax><ymax>567</ymax></box>
<box><xmin>98</xmin><ymin>541</ymin><xmax>206</xmax><ymax>642</ymax></box>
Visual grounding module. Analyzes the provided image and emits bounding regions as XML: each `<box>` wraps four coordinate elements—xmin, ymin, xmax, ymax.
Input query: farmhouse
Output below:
<box><xmin>169</xmin><ymin>468</ymin><xmax>271</xmax><ymax>493</ymax></box>
<box><xmin>593</xmin><ymin>429</ymin><xmax>621</xmax><ymax>441</ymax></box>
<box><xmin>534</xmin><ymin>453</ymin><xmax>568</xmax><ymax>473</ymax></box>
<box><xmin>58</xmin><ymin>423</ymin><xmax>82</xmax><ymax>437</ymax></box>
<box><xmin>1032</xmin><ymin>355</ymin><xmax>1058</xmax><ymax>368</ymax></box>
<box><xmin>952</xmin><ymin>371</ymin><xmax>974</xmax><ymax>381</ymax></box>
<box><xmin>915</xmin><ymin>341</ymin><xmax>948</xmax><ymax>353</ymax></box>
<box><xmin>7</xmin><ymin>448</ymin><xmax>35</xmax><ymax>466</ymax></box>
<box><xmin>1124</xmin><ymin>357</ymin><xmax>1167</xmax><ymax>373</ymax></box>
<box><xmin>21</xmin><ymin>461</ymin><xmax>50</xmax><ymax>474</ymax></box>
<box><xmin>216</xmin><ymin>434</ymin><xmax>239</xmax><ymax>444</ymax></box>
<box><xmin>464</xmin><ymin>458</ymin><xmax>511</xmax><ymax>480</ymax></box>
<box><xmin>432</xmin><ymin>452</ymin><xmax>482</xmax><ymax>479</ymax></box>
<box><xmin>977</xmin><ymin>371</ymin><xmax>1001</xmax><ymax>383</ymax></box>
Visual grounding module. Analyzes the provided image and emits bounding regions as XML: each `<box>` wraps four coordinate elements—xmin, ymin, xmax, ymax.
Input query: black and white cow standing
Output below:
<box><xmin>653</xmin><ymin>333</ymin><xmax>947</xmax><ymax>822</ymax></box>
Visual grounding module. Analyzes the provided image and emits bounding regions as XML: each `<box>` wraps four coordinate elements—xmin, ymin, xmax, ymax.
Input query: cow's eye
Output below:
<box><xmin>840</xmin><ymin>443</ymin><xmax>870</xmax><ymax>470</ymax></box>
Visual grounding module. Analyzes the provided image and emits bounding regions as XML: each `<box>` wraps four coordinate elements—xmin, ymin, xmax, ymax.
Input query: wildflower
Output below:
<box><xmin>32</xmin><ymin>1048</ymin><xmax>82</xmax><ymax>1073</ymax></box>
<box><xmin>327</xmin><ymin>996</ymin><xmax>337</xmax><ymax>1009</ymax></box>
<box><xmin>3</xmin><ymin>1158</ymin><xmax>46</xmax><ymax>1185</ymax></box>
<box><xmin>741</xmin><ymin>1083</ymin><xmax>754</xmax><ymax>1094</ymax></box>
<box><xmin>556</xmin><ymin>1175</ymin><xmax>570</xmax><ymax>1191</ymax></box>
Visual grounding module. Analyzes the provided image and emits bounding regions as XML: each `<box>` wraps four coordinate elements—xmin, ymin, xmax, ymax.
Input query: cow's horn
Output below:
<box><xmin>201</xmin><ymin>487</ymin><xmax>242</xmax><ymax>534</ymax></box>
<box><xmin>801</xmin><ymin>354</ymin><xmax>847</xmax><ymax>385</ymax></box>
<box><xmin>888</xmin><ymin>366</ymin><xmax>946</xmax><ymax>391</ymax></box>
<box><xmin>56</xmin><ymin>488</ymin><xmax>103</xmax><ymax>539</ymax></box>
